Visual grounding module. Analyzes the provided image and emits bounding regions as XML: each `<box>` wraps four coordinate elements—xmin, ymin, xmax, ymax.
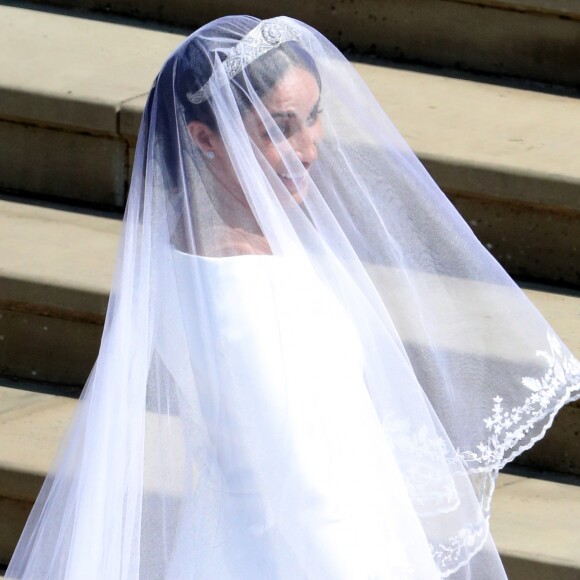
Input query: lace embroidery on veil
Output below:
<box><xmin>461</xmin><ymin>331</ymin><xmax>580</xmax><ymax>470</ymax></box>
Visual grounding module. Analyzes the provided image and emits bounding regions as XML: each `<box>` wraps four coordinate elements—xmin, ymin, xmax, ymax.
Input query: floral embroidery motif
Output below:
<box><xmin>383</xmin><ymin>417</ymin><xmax>463</xmax><ymax>514</ymax></box>
<box><xmin>460</xmin><ymin>332</ymin><xmax>580</xmax><ymax>469</ymax></box>
<box><xmin>430</xmin><ymin>522</ymin><xmax>488</xmax><ymax>575</ymax></box>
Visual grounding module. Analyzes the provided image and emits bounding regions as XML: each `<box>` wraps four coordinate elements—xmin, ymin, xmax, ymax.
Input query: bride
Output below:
<box><xmin>7</xmin><ymin>15</ymin><xmax>579</xmax><ymax>579</ymax></box>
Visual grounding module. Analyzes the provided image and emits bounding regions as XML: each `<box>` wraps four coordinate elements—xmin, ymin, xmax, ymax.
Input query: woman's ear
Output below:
<box><xmin>187</xmin><ymin>121</ymin><xmax>220</xmax><ymax>155</ymax></box>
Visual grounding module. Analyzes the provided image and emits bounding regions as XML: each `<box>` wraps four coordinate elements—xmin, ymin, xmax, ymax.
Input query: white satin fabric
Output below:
<box><xmin>171</xmin><ymin>252</ymin><xmax>440</xmax><ymax>579</ymax></box>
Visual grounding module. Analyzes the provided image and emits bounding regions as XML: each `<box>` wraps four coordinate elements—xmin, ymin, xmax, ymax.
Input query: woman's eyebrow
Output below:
<box><xmin>269</xmin><ymin>99</ymin><xmax>321</xmax><ymax>121</ymax></box>
<box><xmin>270</xmin><ymin>111</ymin><xmax>295</xmax><ymax>120</ymax></box>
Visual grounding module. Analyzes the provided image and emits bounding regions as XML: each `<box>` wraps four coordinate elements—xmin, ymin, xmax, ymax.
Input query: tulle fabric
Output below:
<box><xmin>7</xmin><ymin>15</ymin><xmax>579</xmax><ymax>579</ymax></box>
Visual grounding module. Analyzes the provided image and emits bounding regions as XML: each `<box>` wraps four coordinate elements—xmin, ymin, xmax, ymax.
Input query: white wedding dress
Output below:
<box><xmin>7</xmin><ymin>16</ymin><xmax>578</xmax><ymax>580</ymax></box>
<box><xmin>170</xmin><ymin>251</ymin><xmax>442</xmax><ymax>579</ymax></box>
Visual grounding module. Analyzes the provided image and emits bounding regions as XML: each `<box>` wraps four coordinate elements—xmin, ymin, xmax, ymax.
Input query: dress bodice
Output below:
<box><xmin>170</xmin><ymin>251</ymin><xmax>441</xmax><ymax>579</ymax></box>
<box><xmin>173</xmin><ymin>252</ymin><xmax>366</xmax><ymax>490</ymax></box>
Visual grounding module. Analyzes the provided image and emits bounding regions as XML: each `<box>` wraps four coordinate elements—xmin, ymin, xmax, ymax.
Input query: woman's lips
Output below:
<box><xmin>278</xmin><ymin>173</ymin><xmax>309</xmax><ymax>193</ymax></box>
<box><xmin>279</xmin><ymin>171</ymin><xmax>305</xmax><ymax>180</ymax></box>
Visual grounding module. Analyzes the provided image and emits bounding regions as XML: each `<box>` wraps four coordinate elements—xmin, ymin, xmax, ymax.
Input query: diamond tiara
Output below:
<box><xmin>186</xmin><ymin>20</ymin><xmax>301</xmax><ymax>105</ymax></box>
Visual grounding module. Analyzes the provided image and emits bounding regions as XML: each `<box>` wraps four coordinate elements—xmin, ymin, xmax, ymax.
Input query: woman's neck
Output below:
<box><xmin>205</xmin><ymin>174</ymin><xmax>272</xmax><ymax>256</ymax></box>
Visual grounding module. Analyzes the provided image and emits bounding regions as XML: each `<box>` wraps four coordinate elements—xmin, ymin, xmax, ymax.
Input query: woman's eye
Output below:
<box><xmin>277</xmin><ymin>122</ymin><xmax>292</xmax><ymax>137</ymax></box>
<box><xmin>263</xmin><ymin>122</ymin><xmax>292</xmax><ymax>141</ymax></box>
<box><xmin>307</xmin><ymin>108</ymin><xmax>322</xmax><ymax>126</ymax></box>
<box><xmin>263</xmin><ymin>122</ymin><xmax>291</xmax><ymax>141</ymax></box>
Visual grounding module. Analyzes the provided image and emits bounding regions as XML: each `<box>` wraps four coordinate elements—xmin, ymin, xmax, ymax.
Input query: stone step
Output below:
<box><xmin>0</xmin><ymin>380</ymin><xmax>78</xmax><ymax>566</ymax></box>
<box><xmin>1</xmin><ymin>195</ymin><xmax>579</xmax><ymax>479</ymax></box>
<box><xmin>0</xmin><ymin>380</ymin><xmax>579</xmax><ymax>577</ymax></box>
<box><xmin>13</xmin><ymin>0</ymin><xmax>580</xmax><ymax>88</ymax></box>
<box><xmin>1</xmin><ymin>4</ymin><xmax>579</xmax><ymax>284</ymax></box>
<box><xmin>493</xmin><ymin>472</ymin><xmax>580</xmax><ymax>580</ymax></box>
<box><xmin>0</xmin><ymin>197</ymin><xmax>120</xmax><ymax>386</ymax></box>
<box><xmin>0</xmin><ymin>3</ymin><xmax>182</xmax><ymax>209</ymax></box>
<box><xmin>2</xmin><ymin>194</ymin><xmax>579</xmax><ymax>382</ymax></box>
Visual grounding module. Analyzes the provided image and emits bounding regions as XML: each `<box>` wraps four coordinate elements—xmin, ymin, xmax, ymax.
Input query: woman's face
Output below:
<box><xmin>193</xmin><ymin>65</ymin><xmax>323</xmax><ymax>205</ymax></box>
<box><xmin>244</xmin><ymin>66</ymin><xmax>323</xmax><ymax>203</ymax></box>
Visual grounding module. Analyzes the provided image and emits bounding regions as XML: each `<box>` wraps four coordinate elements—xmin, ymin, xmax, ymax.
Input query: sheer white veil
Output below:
<box><xmin>7</xmin><ymin>15</ymin><xmax>580</xmax><ymax>580</ymax></box>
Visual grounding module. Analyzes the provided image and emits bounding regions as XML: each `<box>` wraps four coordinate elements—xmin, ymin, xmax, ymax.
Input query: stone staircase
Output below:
<box><xmin>11</xmin><ymin>0</ymin><xmax>580</xmax><ymax>87</ymax></box>
<box><xmin>0</xmin><ymin>0</ymin><xmax>579</xmax><ymax>577</ymax></box>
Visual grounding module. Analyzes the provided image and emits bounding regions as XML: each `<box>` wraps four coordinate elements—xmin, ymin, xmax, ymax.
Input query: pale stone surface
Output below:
<box><xmin>2</xmin><ymin>4</ymin><xmax>580</xmax><ymax>217</ymax></box>
<box><xmin>491</xmin><ymin>475</ymin><xmax>580</xmax><ymax>572</ymax></box>
<box><xmin>354</xmin><ymin>62</ymin><xmax>580</xmax><ymax>211</ymax></box>
<box><xmin>12</xmin><ymin>0</ymin><xmax>580</xmax><ymax>87</ymax></box>
<box><xmin>0</xmin><ymin>4</ymin><xmax>182</xmax><ymax>134</ymax></box>
<box><xmin>0</xmin><ymin>387</ymin><xmax>76</xmax><ymax>500</ymax></box>
<box><xmin>0</xmin><ymin>386</ymin><xmax>76</xmax><ymax>564</ymax></box>
<box><xmin>525</xmin><ymin>288</ymin><xmax>580</xmax><ymax>357</ymax></box>
<box><xmin>0</xmin><ymin>198</ymin><xmax>116</xmax><ymax>383</ymax></box>
<box><xmin>0</xmin><ymin>199</ymin><xmax>120</xmax><ymax>313</ymax></box>
<box><xmin>0</xmin><ymin>122</ymin><xmax>126</xmax><ymax>207</ymax></box>
<box><xmin>2</xmin><ymin>2</ymin><xmax>579</xmax><ymax>191</ymax></box>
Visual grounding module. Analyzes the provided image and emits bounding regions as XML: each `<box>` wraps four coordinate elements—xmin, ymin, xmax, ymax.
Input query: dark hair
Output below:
<box><xmin>177</xmin><ymin>34</ymin><xmax>321</xmax><ymax>131</ymax></box>
<box><xmin>147</xmin><ymin>19</ymin><xmax>321</xmax><ymax>197</ymax></box>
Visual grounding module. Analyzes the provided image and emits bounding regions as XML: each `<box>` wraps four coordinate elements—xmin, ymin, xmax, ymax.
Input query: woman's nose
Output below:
<box><xmin>293</xmin><ymin>126</ymin><xmax>319</xmax><ymax>164</ymax></box>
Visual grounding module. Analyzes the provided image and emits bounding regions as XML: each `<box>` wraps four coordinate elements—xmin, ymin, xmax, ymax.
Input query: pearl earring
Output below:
<box><xmin>205</xmin><ymin>151</ymin><xmax>215</xmax><ymax>160</ymax></box>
